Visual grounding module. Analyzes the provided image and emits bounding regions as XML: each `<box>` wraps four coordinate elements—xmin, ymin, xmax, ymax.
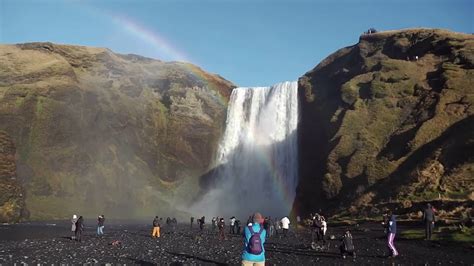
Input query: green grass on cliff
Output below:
<box><xmin>400</xmin><ymin>226</ymin><xmax>474</xmax><ymax>243</ymax></box>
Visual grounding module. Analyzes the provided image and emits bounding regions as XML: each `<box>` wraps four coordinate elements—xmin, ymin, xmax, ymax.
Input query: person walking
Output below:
<box><xmin>387</xmin><ymin>211</ymin><xmax>398</xmax><ymax>258</ymax></box>
<box><xmin>75</xmin><ymin>216</ymin><xmax>84</xmax><ymax>242</ymax></box>
<box><xmin>423</xmin><ymin>203</ymin><xmax>436</xmax><ymax>240</ymax></box>
<box><xmin>242</xmin><ymin>212</ymin><xmax>266</xmax><ymax>266</ymax></box>
<box><xmin>71</xmin><ymin>214</ymin><xmax>78</xmax><ymax>240</ymax></box>
<box><xmin>281</xmin><ymin>216</ymin><xmax>290</xmax><ymax>237</ymax></box>
<box><xmin>152</xmin><ymin>216</ymin><xmax>161</xmax><ymax>238</ymax></box>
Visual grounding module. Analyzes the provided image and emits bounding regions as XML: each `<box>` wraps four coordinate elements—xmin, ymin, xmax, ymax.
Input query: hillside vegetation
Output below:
<box><xmin>296</xmin><ymin>29</ymin><xmax>473</xmax><ymax>220</ymax></box>
<box><xmin>0</xmin><ymin>43</ymin><xmax>234</xmax><ymax>221</ymax></box>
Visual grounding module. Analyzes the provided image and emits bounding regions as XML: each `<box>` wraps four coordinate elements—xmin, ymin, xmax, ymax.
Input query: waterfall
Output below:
<box><xmin>192</xmin><ymin>81</ymin><xmax>298</xmax><ymax>219</ymax></box>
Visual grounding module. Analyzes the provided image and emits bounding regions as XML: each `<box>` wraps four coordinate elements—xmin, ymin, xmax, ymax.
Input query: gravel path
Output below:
<box><xmin>0</xmin><ymin>222</ymin><xmax>472</xmax><ymax>265</ymax></box>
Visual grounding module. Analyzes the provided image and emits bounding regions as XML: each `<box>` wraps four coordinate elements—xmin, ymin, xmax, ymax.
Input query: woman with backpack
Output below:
<box><xmin>242</xmin><ymin>212</ymin><xmax>266</xmax><ymax>266</ymax></box>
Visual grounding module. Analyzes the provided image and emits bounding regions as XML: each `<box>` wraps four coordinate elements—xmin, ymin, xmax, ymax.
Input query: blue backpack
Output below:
<box><xmin>247</xmin><ymin>225</ymin><xmax>263</xmax><ymax>255</ymax></box>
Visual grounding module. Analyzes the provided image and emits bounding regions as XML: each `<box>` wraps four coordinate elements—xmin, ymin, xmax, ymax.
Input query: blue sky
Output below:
<box><xmin>1</xmin><ymin>0</ymin><xmax>473</xmax><ymax>86</ymax></box>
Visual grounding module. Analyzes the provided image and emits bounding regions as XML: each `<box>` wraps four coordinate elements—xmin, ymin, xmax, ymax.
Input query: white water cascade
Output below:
<box><xmin>192</xmin><ymin>81</ymin><xmax>299</xmax><ymax>219</ymax></box>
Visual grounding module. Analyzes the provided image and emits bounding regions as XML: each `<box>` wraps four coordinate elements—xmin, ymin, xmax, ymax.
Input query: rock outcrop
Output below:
<box><xmin>0</xmin><ymin>42</ymin><xmax>234</xmax><ymax>220</ymax></box>
<box><xmin>0</xmin><ymin>130</ymin><xmax>26</xmax><ymax>222</ymax></box>
<box><xmin>296</xmin><ymin>29</ymin><xmax>473</xmax><ymax>218</ymax></box>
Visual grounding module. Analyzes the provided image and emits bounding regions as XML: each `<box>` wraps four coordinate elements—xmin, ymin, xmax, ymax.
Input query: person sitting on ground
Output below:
<box><xmin>281</xmin><ymin>216</ymin><xmax>290</xmax><ymax>237</ymax></box>
<box><xmin>340</xmin><ymin>230</ymin><xmax>356</xmax><ymax>259</ymax></box>
<box><xmin>152</xmin><ymin>216</ymin><xmax>161</xmax><ymax>238</ymax></box>
<box><xmin>71</xmin><ymin>214</ymin><xmax>77</xmax><ymax>240</ymax></box>
<box><xmin>423</xmin><ymin>203</ymin><xmax>436</xmax><ymax>240</ymax></box>
<box><xmin>242</xmin><ymin>212</ymin><xmax>266</xmax><ymax>266</ymax></box>
<box><xmin>218</xmin><ymin>217</ymin><xmax>226</xmax><ymax>240</ymax></box>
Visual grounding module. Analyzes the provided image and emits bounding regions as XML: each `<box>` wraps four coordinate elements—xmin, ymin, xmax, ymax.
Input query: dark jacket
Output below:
<box><xmin>388</xmin><ymin>215</ymin><xmax>397</xmax><ymax>234</ymax></box>
<box><xmin>98</xmin><ymin>216</ymin><xmax>105</xmax><ymax>226</ymax></box>
<box><xmin>76</xmin><ymin>217</ymin><xmax>84</xmax><ymax>231</ymax></box>
<box><xmin>423</xmin><ymin>208</ymin><xmax>435</xmax><ymax>222</ymax></box>
<box><xmin>153</xmin><ymin>218</ymin><xmax>160</xmax><ymax>227</ymax></box>
<box><xmin>341</xmin><ymin>232</ymin><xmax>355</xmax><ymax>252</ymax></box>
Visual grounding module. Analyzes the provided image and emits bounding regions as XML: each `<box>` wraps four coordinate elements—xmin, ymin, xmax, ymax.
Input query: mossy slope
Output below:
<box><xmin>297</xmin><ymin>29</ymin><xmax>473</xmax><ymax>219</ymax></box>
<box><xmin>0</xmin><ymin>43</ymin><xmax>234</xmax><ymax>220</ymax></box>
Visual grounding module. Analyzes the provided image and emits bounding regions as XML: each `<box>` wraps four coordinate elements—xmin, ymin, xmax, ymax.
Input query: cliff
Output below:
<box><xmin>0</xmin><ymin>42</ymin><xmax>234</xmax><ymax>220</ymax></box>
<box><xmin>296</xmin><ymin>29</ymin><xmax>473</xmax><ymax>219</ymax></box>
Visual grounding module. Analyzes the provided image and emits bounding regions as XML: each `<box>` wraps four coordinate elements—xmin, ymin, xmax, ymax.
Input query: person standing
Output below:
<box><xmin>387</xmin><ymin>211</ymin><xmax>398</xmax><ymax>258</ymax></box>
<box><xmin>75</xmin><ymin>216</ymin><xmax>84</xmax><ymax>242</ymax></box>
<box><xmin>199</xmin><ymin>216</ymin><xmax>205</xmax><ymax>231</ymax></box>
<box><xmin>71</xmin><ymin>214</ymin><xmax>78</xmax><ymax>240</ymax></box>
<box><xmin>218</xmin><ymin>217</ymin><xmax>226</xmax><ymax>240</ymax></box>
<box><xmin>423</xmin><ymin>203</ymin><xmax>436</xmax><ymax>240</ymax></box>
<box><xmin>230</xmin><ymin>216</ymin><xmax>236</xmax><ymax>234</ymax></box>
<box><xmin>281</xmin><ymin>216</ymin><xmax>290</xmax><ymax>237</ymax></box>
<box><xmin>235</xmin><ymin>219</ymin><xmax>241</xmax><ymax>235</ymax></box>
<box><xmin>152</xmin><ymin>216</ymin><xmax>161</xmax><ymax>238</ymax></box>
<box><xmin>190</xmin><ymin>217</ymin><xmax>194</xmax><ymax>229</ymax></box>
<box><xmin>242</xmin><ymin>212</ymin><xmax>266</xmax><ymax>266</ymax></box>
<box><xmin>270</xmin><ymin>219</ymin><xmax>275</xmax><ymax>237</ymax></box>
<box><xmin>97</xmin><ymin>215</ymin><xmax>105</xmax><ymax>236</ymax></box>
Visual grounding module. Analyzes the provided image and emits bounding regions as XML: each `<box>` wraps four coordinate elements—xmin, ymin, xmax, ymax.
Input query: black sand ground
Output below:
<box><xmin>0</xmin><ymin>221</ymin><xmax>472</xmax><ymax>265</ymax></box>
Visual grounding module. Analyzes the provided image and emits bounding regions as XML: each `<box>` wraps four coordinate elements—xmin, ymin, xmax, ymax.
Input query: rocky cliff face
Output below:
<box><xmin>0</xmin><ymin>42</ymin><xmax>234</xmax><ymax>220</ymax></box>
<box><xmin>296</xmin><ymin>29</ymin><xmax>473</xmax><ymax>218</ymax></box>
<box><xmin>0</xmin><ymin>130</ymin><xmax>26</xmax><ymax>222</ymax></box>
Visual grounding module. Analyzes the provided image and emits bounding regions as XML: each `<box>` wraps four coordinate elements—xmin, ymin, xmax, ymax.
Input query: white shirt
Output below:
<box><xmin>281</xmin><ymin>217</ymin><xmax>290</xmax><ymax>229</ymax></box>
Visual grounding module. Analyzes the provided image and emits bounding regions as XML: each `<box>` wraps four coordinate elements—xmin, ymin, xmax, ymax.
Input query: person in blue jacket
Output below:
<box><xmin>387</xmin><ymin>211</ymin><xmax>398</xmax><ymax>257</ymax></box>
<box><xmin>242</xmin><ymin>212</ymin><xmax>267</xmax><ymax>266</ymax></box>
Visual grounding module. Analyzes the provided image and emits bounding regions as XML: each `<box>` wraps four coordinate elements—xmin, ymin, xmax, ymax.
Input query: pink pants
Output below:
<box><xmin>388</xmin><ymin>233</ymin><xmax>398</xmax><ymax>256</ymax></box>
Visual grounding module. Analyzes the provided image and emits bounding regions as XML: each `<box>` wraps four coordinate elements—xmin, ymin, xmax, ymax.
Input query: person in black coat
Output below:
<box><xmin>423</xmin><ymin>203</ymin><xmax>436</xmax><ymax>240</ymax></box>
<box><xmin>75</xmin><ymin>216</ymin><xmax>84</xmax><ymax>242</ymax></box>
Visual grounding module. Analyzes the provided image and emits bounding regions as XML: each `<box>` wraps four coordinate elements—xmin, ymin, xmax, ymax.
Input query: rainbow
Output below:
<box><xmin>81</xmin><ymin>3</ymin><xmax>231</xmax><ymax>106</ymax></box>
<box><xmin>108</xmin><ymin>13</ymin><xmax>190</xmax><ymax>63</ymax></box>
